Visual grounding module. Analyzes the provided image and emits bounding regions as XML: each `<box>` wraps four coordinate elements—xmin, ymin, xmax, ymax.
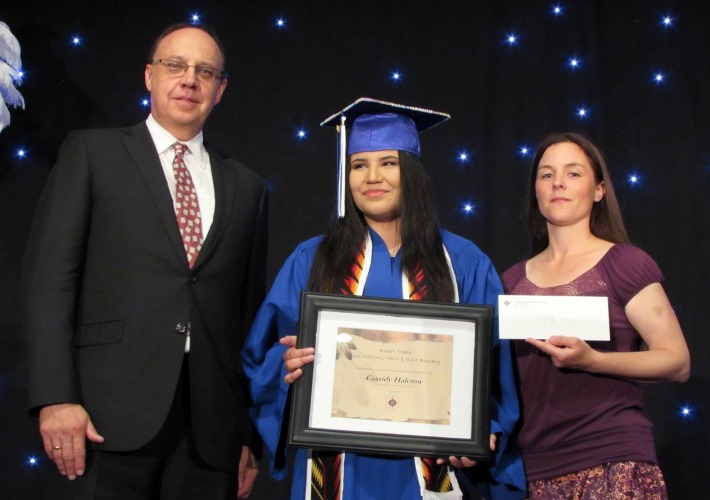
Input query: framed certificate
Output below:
<box><xmin>287</xmin><ymin>291</ymin><xmax>492</xmax><ymax>460</ymax></box>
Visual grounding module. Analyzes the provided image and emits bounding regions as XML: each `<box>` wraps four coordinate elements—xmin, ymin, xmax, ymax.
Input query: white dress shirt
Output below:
<box><xmin>145</xmin><ymin>114</ymin><xmax>216</xmax><ymax>352</ymax></box>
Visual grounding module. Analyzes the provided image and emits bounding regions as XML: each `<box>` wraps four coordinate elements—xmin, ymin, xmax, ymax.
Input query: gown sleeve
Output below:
<box><xmin>241</xmin><ymin>238</ymin><xmax>319</xmax><ymax>479</ymax></box>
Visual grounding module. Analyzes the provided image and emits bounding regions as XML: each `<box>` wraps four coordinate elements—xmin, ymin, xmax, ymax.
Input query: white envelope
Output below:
<box><xmin>498</xmin><ymin>295</ymin><xmax>610</xmax><ymax>341</ymax></box>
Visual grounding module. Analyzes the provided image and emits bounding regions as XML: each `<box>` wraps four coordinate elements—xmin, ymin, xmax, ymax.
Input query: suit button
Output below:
<box><xmin>191</xmin><ymin>275</ymin><xmax>197</xmax><ymax>283</ymax></box>
<box><xmin>175</xmin><ymin>323</ymin><xmax>187</xmax><ymax>335</ymax></box>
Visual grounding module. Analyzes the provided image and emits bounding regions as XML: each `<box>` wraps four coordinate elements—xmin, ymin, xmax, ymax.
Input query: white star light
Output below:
<box><xmin>552</xmin><ymin>5</ymin><xmax>563</xmax><ymax>16</ymax></box>
<box><xmin>653</xmin><ymin>72</ymin><xmax>665</xmax><ymax>84</ymax></box>
<box><xmin>140</xmin><ymin>97</ymin><xmax>150</xmax><ymax>107</ymax></box>
<box><xmin>568</xmin><ymin>57</ymin><xmax>580</xmax><ymax>70</ymax></box>
<box><xmin>276</xmin><ymin>18</ymin><xmax>286</xmax><ymax>28</ymax></box>
<box><xmin>391</xmin><ymin>71</ymin><xmax>401</xmax><ymax>81</ymax></box>
<box><xmin>462</xmin><ymin>202</ymin><xmax>476</xmax><ymax>215</ymax></box>
<box><xmin>296</xmin><ymin>129</ymin><xmax>307</xmax><ymax>139</ymax></box>
<box><xmin>576</xmin><ymin>107</ymin><xmax>588</xmax><ymax>119</ymax></box>
<box><xmin>661</xmin><ymin>16</ymin><xmax>673</xmax><ymax>28</ymax></box>
<box><xmin>27</xmin><ymin>456</ymin><xmax>39</xmax><ymax>466</ymax></box>
<box><xmin>16</xmin><ymin>148</ymin><xmax>26</xmax><ymax>158</ymax></box>
<box><xmin>519</xmin><ymin>146</ymin><xmax>530</xmax><ymax>157</ymax></box>
<box><xmin>458</xmin><ymin>152</ymin><xmax>469</xmax><ymax>162</ymax></box>
<box><xmin>71</xmin><ymin>36</ymin><xmax>81</xmax><ymax>46</ymax></box>
<box><xmin>506</xmin><ymin>34</ymin><xmax>518</xmax><ymax>46</ymax></box>
<box><xmin>191</xmin><ymin>13</ymin><xmax>201</xmax><ymax>24</ymax></box>
<box><xmin>628</xmin><ymin>174</ymin><xmax>641</xmax><ymax>186</ymax></box>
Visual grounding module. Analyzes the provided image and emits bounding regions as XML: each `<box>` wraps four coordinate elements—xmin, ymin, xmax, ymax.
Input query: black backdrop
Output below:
<box><xmin>1</xmin><ymin>1</ymin><xmax>708</xmax><ymax>498</ymax></box>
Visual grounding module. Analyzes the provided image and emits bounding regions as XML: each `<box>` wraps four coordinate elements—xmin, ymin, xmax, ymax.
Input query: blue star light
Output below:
<box><xmin>661</xmin><ymin>15</ymin><xmax>673</xmax><ymax>28</ymax></box>
<box><xmin>568</xmin><ymin>57</ymin><xmax>581</xmax><ymax>70</ymax></box>
<box><xmin>190</xmin><ymin>13</ymin><xmax>201</xmax><ymax>24</ymax></box>
<box><xmin>506</xmin><ymin>34</ymin><xmax>518</xmax><ymax>46</ymax></box>
<box><xmin>71</xmin><ymin>35</ymin><xmax>82</xmax><ymax>46</ymax></box>
<box><xmin>276</xmin><ymin>18</ymin><xmax>286</xmax><ymax>29</ymax></box>
<box><xmin>16</xmin><ymin>148</ymin><xmax>26</xmax><ymax>159</ymax></box>
<box><xmin>552</xmin><ymin>5</ymin><xmax>563</xmax><ymax>16</ymax></box>
<box><xmin>519</xmin><ymin>146</ymin><xmax>531</xmax><ymax>157</ymax></box>
<box><xmin>27</xmin><ymin>456</ymin><xmax>39</xmax><ymax>467</ymax></box>
<box><xmin>627</xmin><ymin>173</ymin><xmax>641</xmax><ymax>186</ymax></box>
<box><xmin>461</xmin><ymin>202</ymin><xmax>476</xmax><ymax>215</ymax></box>
<box><xmin>653</xmin><ymin>72</ymin><xmax>665</xmax><ymax>85</ymax></box>
<box><xmin>679</xmin><ymin>405</ymin><xmax>693</xmax><ymax>418</ymax></box>
<box><xmin>140</xmin><ymin>97</ymin><xmax>150</xmax><ymax>108</ymax></box>
<box><xmin>576</xmin><ymin>106</ymin><xmax>589</xmax><ymax>119</ymax></box>
<box><xmin>391</xmin><ymin>71</ymin><xmax>401</xmax><ymax>82</ymax></box>
<box><xmin>296</xmin><ymin>129</ymin><xmax>307</xmax><ymax>140</ymax></box>
<box><xmin>458</xmin><ymin>151</ymin><xmax>470</xmax><ymax>162</ymax></box>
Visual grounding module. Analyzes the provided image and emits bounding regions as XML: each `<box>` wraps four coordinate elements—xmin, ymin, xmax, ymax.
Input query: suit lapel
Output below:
<box><xmin>195</xmin><ymin>150</ymin><xmax>237</xmax><ymax>268</ymax></box>
<box><xmin>122</xmin><ymin>123</ymin><xmax>188</xmax><ymax>267</ymax></box>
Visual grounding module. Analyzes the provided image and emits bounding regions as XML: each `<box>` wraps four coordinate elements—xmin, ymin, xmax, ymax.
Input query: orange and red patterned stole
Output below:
<box><xmin>310</xmin><ymin>450</ymin><xmax>343</xmax><ymax>500</ymax></box>
<box><xmin>308</xmin><ymin>242</ymin><xmax>456</xmax><ymax>498</ymax></box>
<box><xmin>419</xmin><ymin>457</ymin><xmax>456</xmax><ymax>493</ymax></box>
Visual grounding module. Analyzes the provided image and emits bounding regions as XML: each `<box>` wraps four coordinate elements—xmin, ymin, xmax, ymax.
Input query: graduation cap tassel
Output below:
<box><xmin>337</xmin><ymin>114</ymin><xmax>347</xmax><ymax>218</ymax></box>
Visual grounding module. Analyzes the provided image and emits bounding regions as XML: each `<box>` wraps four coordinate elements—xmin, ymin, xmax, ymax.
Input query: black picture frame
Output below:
<box><xmin>287</xmin><ymin>291</ymin><xmax>493</xmax><ymax>460</ymax></box>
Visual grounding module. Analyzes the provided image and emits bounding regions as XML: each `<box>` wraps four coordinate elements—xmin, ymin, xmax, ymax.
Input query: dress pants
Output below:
<box><xmin>43</xmin><ymin>357</ymin><xmax>237</xmax><ymax>499</ymax></box>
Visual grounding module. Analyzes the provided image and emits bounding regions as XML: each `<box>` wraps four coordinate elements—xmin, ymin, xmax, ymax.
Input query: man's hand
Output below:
<box><xmin>237</xmin><ymin>445</ymin><xmax>259</xmax><ymax>498</ymax></box>
<box><xmin>39</xmin><ymin>403</ymin><xmax>104</xmax><ymax>480</ymax></box>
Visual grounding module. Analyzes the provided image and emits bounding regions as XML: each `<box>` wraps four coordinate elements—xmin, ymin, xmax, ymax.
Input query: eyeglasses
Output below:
<box><xmin>152</xmin><ymin>59</ymin><xmax>226</xmax><ymax>82</ymax></box>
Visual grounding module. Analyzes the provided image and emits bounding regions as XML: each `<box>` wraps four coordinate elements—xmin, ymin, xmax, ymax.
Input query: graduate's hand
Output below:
<box><xmin>281</xmin><ymin>336</ymin><xmax>315</xmax><ymax>384</ymax></box>
<box><xmin>437</xmin><ymin>434</ymin><xmax>497</xmax><ymax>468</ymax></box>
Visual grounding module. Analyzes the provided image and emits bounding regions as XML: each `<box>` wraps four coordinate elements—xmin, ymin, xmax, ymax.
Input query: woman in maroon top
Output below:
<box><xmin>502</xmin><ymin>132</ymin><xmax>690</xmax><ymax>499</ymax></box>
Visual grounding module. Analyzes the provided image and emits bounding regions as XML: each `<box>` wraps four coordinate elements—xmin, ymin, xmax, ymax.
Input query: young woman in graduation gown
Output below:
<box><xmin>242</xmin><ymin>99</ymin><xmax>526</xmax><ymax>500</ymax></box>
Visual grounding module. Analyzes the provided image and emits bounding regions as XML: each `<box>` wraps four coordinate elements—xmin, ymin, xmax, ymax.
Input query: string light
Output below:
<box><xmin>461</xmin><ymin>202</ymin><xmax>476</xmax><ymax>215</ymax></box>
<box><xmin>627</xmin><ymin>173</ymin><xmax>641</xmax><ymax>186</ymax></box>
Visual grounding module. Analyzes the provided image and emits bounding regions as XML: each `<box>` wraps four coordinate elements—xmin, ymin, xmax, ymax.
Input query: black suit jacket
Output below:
<box><xmin>22</xmin><ymin>122</ymin><xmax>268</xmax><ymax>471</ymax></box>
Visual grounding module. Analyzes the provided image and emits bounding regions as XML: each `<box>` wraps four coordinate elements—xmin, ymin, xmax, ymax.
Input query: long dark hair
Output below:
<box><xmin>307</xmin><ymin>151</ymin><xmax>455</xmax><ymax>302</ymax></box>
<box><xmin>525</xmin><ymin>132</ymin><xmax>630</xmax><ymax>255</ymax></box>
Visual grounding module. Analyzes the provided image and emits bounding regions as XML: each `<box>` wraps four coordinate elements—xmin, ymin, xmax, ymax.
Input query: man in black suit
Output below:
<box><xmin>22</xmin><ymin>23</ymin><xmax>268</xmax><ymax>499</ymax></box>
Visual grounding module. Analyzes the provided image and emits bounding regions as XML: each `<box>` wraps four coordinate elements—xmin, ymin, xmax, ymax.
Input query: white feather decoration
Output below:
<box><xmin>0</xmin><ymin>21</ymin><xmax>25</xmax><ymax>133</ymax></box>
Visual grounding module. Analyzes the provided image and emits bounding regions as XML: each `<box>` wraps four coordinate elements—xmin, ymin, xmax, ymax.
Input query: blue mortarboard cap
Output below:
<box><xmin>320</xmin><ymin>97</ymin><xmax>450</xmax><ymax>217</ymax></box>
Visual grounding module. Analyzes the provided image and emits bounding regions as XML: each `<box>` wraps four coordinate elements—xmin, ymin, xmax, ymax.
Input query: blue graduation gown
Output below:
<box><xmin>242</xmin><ymin>228</ymin><xmax>526</xmax><ymax>499</ymax></box>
